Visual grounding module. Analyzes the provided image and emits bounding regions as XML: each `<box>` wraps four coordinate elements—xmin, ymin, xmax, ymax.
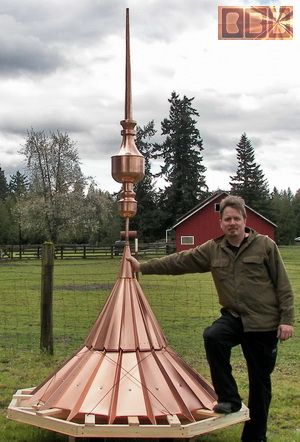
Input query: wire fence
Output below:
<box><xmin>1</xmin><ymin>251</ymin><xmax>299</xmax><ymax>441</ymax></box>
<box><xmin>0</xmin><ymin>250</ymin><xmax>298</xmax><ymax>366</ymax></box>
<box><xmin>0</xmin><ymin>261</ymin><xmax>221</xmax><ymax>363</ymax></box>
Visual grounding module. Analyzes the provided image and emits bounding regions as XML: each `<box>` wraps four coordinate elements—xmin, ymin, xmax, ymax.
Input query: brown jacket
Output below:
<box><xmin>140</xmin><ymin>229</ymin><xmax>295</xmax><ymax>332</ymax></box>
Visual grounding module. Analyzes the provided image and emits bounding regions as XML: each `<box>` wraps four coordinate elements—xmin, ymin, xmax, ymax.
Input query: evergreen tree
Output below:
<box><xmin>9</xmin><ymin>171</ymin><xmax>29</xmax><ymax>198</ymax></box>
<box><xmin>270</xmin><ymin>187</ymin><xmax>296</xmax><ymax>244</ymax></box>
<box><xmin>0</xmin><ymin>167</ymin><xmax>17</xmax><ymax>244</ymax></box>
<box><xmin>230</xmin><ymin>133</ymin><xmax>270</xmax><ymax>216</ymax></box>
<box><xmin>0</xmin><ymin>167</ymin><xmax>9</xmax><ymax>200</ymax></box>
<box><xmin>153</xmin><ymin>91</ymin><xmax>207</xmax><ymax>228</ymax></box>
<box><xmin>0</xmin><ymin>201</ymin><xmax>13</xmax><ymax>243</ymax></box>
<box><xmin>8</xmin><ymin>171</ymin><xmax>29</xmax><ymax>245</ymax></box>
<box><xmin>293</xmin><ymin>189</ymin><xmax>300</xmax><ymax>237</ymax></box>
<box><xmin>130</xmin><ymin>121</ymin><xmax>163</xmax><ymax>242</ymax></box>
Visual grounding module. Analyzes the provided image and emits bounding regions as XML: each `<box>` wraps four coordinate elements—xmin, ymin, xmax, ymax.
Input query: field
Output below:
<box><xmin>0</xmin><ymin>247</ymin><xmax>299</xmax><ymax>441</ymax></box>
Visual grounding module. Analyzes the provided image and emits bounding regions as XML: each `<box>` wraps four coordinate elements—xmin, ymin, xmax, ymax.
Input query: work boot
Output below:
<box><xmin>213</xmin><ymin>401</ymin><xmax>242</xmax><ymax>414</ymax></box>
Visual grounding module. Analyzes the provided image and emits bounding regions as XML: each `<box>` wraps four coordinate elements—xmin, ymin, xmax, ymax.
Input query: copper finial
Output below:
<box><xmin>111</xmin><ymin>8</ymin><xmax>145</xmax><ymax>222</ymax></box>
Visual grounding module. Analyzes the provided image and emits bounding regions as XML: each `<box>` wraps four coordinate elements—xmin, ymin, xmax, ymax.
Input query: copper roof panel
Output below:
<box><xmin>85</xmin><ymin>246</ymin><xmax>167</xmax><ymax>351</ymax></box>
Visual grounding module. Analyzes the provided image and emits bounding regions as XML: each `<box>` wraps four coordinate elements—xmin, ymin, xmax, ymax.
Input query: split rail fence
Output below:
<box><xmin>0</xmin><ymin>242</ymin><xmax>169</xmax><ymax>260</ymax></box>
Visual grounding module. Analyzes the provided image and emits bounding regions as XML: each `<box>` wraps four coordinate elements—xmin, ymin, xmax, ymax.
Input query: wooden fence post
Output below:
<box><xmin>40</xmin><ymin>242</ymin><xmax>54</xmax><ymax>354</ymax></box>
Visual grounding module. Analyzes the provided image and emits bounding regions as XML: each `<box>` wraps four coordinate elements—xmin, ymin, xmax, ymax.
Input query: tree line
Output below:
<box><xmin>0</xmin><ymin>91</ymin><xmax>299</xmax><ymax>246</ymax></box>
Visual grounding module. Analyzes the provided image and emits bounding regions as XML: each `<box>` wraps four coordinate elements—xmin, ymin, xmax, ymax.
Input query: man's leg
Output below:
<box><xmin>241</xmin><ymin>331</ymin><xmax>278</xmax><ymax>442</ymax></box>
<box><xmin>203</xmin><ymin>310</ymin><xmax>243</xmax><ymax>410</ymax></box>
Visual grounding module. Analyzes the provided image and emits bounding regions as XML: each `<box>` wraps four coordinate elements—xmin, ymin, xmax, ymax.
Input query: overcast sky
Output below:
<box><xmin>0</xmin><ymin>0</ymin><xmax>299</xmax><ymax>194</ymax></box>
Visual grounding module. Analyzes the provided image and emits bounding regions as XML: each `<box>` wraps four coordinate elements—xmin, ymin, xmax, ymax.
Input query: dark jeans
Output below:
<box><xmin>203</xmin><ymin>309</ymin><xmax>278</xmax><ymax>442</ymax></box>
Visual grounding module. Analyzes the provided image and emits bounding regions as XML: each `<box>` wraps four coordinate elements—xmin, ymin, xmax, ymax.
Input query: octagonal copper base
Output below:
<box><xmin>8</xmin><ymin>388</ymin><xmax>249</xmax><ymax>439</ymax></box>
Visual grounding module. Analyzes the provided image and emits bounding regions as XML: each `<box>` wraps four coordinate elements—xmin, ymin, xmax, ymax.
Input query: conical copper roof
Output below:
<box><xmin>23</xmin><ymin>245</ymin><xmax>217</xmax><ymax>424</ymax></box>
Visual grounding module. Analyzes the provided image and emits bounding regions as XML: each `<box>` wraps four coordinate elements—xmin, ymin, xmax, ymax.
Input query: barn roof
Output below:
<box><xmin>170</xmin><ymin>191</ymin><xmax>277</xmax><ymax>229</ymax></box>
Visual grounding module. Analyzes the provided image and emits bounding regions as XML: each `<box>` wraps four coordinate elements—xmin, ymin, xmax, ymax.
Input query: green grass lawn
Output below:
<box><xmin>0</xmin><ymin>247</ymin><xmax>299</xmax><ymax>441</ymax></box>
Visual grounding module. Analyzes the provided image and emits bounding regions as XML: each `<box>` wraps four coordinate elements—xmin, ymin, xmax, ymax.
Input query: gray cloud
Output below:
<box><xmin>131</xmin><ymin>0</ymin><xmax>215</xmax><ymax>42</ymax></box>
<box><xmin>0</xmin><ymin>0</ymin><xmax>298</xmax><ymax>194</ymax></box>
<box><xmin>0</xmin><ymin>110</ymin><xmax>91</xmax><ymax>136</ymax></box>
<box><xmin>0</xmin><ymin>0</ymin><xmax>216</xmax><ymax>78</ymax></box>
<box><xmin>0</xmin><ymin>37</ymin><xmax>64</xmax><ymax>76</ymax></box>
<box><xmin>0</xmin><ymin>0</ymin><xmax>216</xmax><ymax>54</ymax></box>
<box><xmin>0</xmin><ymin>1</ymin><xmax>124</xmax><ymax>77</ymax></box>
<box><xmin>0</xmin><ymin>14</ymin><xmax>64</xmax><ymax>76</ymax></box>
<box><xmin>0</xmin><ymin>1</ymin><xmax>121</xmax><ymax>42</ymax></box>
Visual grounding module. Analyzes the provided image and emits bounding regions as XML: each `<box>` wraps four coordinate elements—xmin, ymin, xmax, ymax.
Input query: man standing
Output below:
<box><xmin>127</xmin><ymin>195</ymin><xmax>294</xmax><ymax>442</ymax></box>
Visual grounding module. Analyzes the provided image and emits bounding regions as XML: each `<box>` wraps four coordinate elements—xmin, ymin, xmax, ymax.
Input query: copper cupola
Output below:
<box><xmin>7</xmin><ymin>9</ymin><xmax>249</xmax><ymax>440</ymax></box>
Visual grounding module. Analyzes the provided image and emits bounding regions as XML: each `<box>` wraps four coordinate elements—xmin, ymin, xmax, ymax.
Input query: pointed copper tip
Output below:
<box><xmin>125</xmin><ymin>8</ymin><xmax>132</xmax><ymax>121</ymax></box>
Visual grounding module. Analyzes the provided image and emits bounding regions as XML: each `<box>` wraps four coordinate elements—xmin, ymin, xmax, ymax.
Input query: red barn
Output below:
<box><xmin>168</xmin><ymin>191</ymin><xmax>276</xmax><ymax>252</ymax></box>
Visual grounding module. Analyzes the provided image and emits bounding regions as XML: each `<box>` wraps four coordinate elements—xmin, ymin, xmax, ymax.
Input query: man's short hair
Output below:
<box><xmin>219</xmin><ymin>195</ymin><xmax>247</xmax><ymax>219</ymax></box>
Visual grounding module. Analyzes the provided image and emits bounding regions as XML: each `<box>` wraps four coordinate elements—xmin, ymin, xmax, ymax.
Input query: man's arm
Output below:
<box><xmin>127</xmin><ymin>242</ymin><xmax>212</xmax><ymax>276</ymax></box>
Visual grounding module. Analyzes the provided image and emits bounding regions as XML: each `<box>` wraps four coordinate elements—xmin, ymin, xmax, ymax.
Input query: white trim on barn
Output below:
<box><xmin>169</xmin><ymin>191</ymin><xmax>277</xmax><ymax>231</ymax></box>
<box><xmin>171</xmin><ymin>193</ymin><xmax>223</xmax><ymax>230</ymax></box>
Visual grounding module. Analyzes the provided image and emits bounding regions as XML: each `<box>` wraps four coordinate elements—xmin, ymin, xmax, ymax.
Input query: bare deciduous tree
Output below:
<box><xmin>21</xmin><ymin>129</ymin><xmax>86</xmax><ymax>242</ymax></box>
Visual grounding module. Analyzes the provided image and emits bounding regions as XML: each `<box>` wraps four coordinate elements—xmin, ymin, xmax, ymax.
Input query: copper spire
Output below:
<box><xmin>7</xmin><ymin>9</ymin><xmax>249</xmax><ymax>438</ymax></box>
<box><xmin>111</xmin><ymin>8</ymin><xmax>144</xmax><ymax>222</ymax></box>
<box><xmin>125</xmin><ymin>8</ymin><xmax>132</xmax><ymax>121</ymax></box>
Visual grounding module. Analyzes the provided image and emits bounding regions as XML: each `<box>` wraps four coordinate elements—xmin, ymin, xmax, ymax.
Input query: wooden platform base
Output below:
<box><xmin>7</xmin><ymin>388</ymin><xmax>249</xmax><ymax>439</ymax></box>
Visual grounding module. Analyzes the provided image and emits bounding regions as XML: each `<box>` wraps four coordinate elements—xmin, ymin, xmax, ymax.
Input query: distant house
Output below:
<box><xmin>168</xmin><ymin>191</ymin><xmax>277</xmax><ymax>252</ymax></box>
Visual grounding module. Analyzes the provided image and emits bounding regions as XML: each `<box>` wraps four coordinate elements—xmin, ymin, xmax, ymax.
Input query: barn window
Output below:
<box><xmin>181</xmin><ymin>236</ymin><xmax>194</xmax><ymax>245</ymax></box>
<box><xmin>215</xmin><ymin>203</ymin><xmax>220</xmax><ymax>212</ymax></box>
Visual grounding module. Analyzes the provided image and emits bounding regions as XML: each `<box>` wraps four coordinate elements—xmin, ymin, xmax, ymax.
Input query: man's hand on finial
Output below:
<box><xmin>126</xmin><ymin>256</ymin><xmax>141</xmax><ymax>273</ymax></box>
